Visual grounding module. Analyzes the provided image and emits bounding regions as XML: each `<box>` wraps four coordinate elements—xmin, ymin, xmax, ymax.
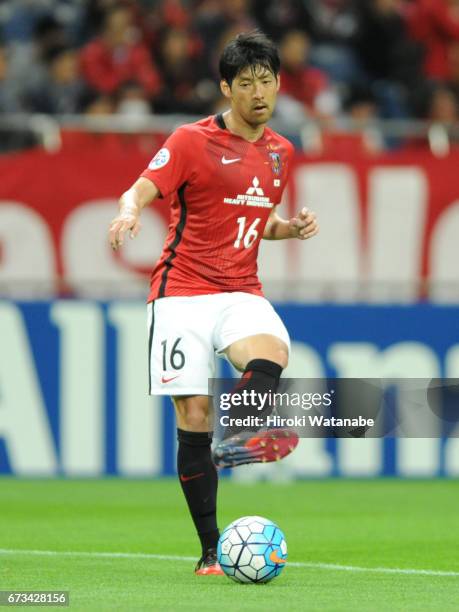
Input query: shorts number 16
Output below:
<box><xmin>161</xmin><ymin>338</ymin><xmax>185</xmax><ymax>370</ymax></box>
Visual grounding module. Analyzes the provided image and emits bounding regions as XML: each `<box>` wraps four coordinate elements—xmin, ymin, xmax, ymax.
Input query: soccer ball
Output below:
<box><xmin>217</xmin><ymin>516</ymin><xmax>287</xmax><ymax>584</ymax></box>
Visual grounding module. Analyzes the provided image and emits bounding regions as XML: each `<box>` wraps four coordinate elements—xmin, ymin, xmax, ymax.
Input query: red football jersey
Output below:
<box><xmin>140</xmin><ymin>113</ymin><xmax>294</xmax><ymax>301</ymax></box>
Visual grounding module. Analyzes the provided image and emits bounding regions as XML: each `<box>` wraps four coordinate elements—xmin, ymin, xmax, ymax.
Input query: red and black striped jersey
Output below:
<box><xmin>140</xmin><ymin>113</ymin><xmax>294</xmax><ymax>301</ymax></box>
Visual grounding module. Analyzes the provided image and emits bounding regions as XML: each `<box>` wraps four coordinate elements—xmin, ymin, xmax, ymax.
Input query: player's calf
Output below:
<box><xmin>177</xmin><ymin>428</ymin><xmax>220</xmax><ymax>555</ymax></box>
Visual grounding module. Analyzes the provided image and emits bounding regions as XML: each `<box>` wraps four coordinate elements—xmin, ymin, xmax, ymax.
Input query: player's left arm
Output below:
<box><xmin>263</xmin><ymin>206</ymin><xmax>319</xmax><ymax>241</ymax></box>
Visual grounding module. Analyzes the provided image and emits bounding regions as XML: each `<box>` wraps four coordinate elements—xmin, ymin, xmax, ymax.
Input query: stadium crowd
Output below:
<box><xmin>1</xmin><ymin>0</ymin><xmax>459</xmax><ymax>127</ymax></box>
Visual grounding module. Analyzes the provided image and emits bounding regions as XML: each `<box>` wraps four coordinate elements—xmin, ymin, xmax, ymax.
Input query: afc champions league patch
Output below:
<box><xmin>148</xmin><ymin>147</ymin><xmax>170</xmax><ymax>170</ymax></box>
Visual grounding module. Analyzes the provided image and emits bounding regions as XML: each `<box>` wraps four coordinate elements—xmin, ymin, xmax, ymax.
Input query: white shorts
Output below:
<box><xmin>147</xmin><ymin>292</ymin><xmax>290</xmax><ymax>396</ymax></box>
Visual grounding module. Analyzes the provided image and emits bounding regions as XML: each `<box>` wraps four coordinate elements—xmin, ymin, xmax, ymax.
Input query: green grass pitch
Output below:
<box><xmin>1</xmin><ymin>478</ymin><xmax>458</xmax><ymax>611</ymax></box>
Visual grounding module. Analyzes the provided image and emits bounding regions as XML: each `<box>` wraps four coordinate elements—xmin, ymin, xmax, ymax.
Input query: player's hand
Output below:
<box><xmin>289</xmin><ymin>207</ymin><xmax>319</xmax><ymax>240</ymax></box>
<box><xmin>109</xmin><ymin>212</ymin><xmax>141</xmax><ymax>250</ymax></box>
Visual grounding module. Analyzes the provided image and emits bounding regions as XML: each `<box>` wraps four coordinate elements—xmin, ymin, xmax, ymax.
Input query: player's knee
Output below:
<box><xmin>240</xmin><ymin>345</ymin><xmax>289</xmax><ymax>372</ymax></box>
<box><xmin>270</xmin><ymin>342</ymin><xmax>289</xmax><ymax>370</ymax></box>
<box><xmin>232</xmin><ymin>337</ymin><xmax>290</xmax><ymax>371</ymax></box>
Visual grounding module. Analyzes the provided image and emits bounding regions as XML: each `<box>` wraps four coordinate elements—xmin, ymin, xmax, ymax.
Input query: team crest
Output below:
<box><xmin>268</xmin><ymin>148</ymin><xmax>281</xmax><ymax>174</ymax></box>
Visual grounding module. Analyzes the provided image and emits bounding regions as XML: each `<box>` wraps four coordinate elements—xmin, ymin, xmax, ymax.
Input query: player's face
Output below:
<box><xmin>222</xmin><ymin>66</ymin><xmax>280</xmax><ymax>126</ymax></box>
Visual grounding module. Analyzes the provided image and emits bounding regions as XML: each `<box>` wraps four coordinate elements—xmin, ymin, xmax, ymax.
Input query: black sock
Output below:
<box><xmin>177</xmin><ymin>428</ymin><xmax>219</xmax><ymax>555</ymax></box>
<box><xmin>223</xmin><ymin>359</ymin><xmax>283</xmax><ymax>438</ymax></box>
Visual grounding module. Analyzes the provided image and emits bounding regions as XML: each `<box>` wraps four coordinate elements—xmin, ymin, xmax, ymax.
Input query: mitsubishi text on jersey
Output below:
<box><xmin>140</xmin><ymin>113</ymin><xmax>295</xmax><ymax>301</ymax></box>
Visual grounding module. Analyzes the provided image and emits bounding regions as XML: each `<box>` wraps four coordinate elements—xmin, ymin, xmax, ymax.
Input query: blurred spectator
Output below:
<box><xmin>136</xmin><ymin>0</ymin><xmax>187</xmax><ymax>50</ymax></box>
<box><xmin>5</xmin><ymin>14</ymin><xmax>69</xmax><ymax>96</ymax></box>
<box><xmin>277</xmin><ymin>30</ymin><xmax>339</xmax><ymax>122</ymax></box>
<box><xmin>319</xmin><ymin>84</ymin><xmax>383</xmax><ymax>155</ymax></box>
<box><xmin>355</xmin><ymin>0</ymin><xmax>422</xmax><ymax>84</ymax></box>
<box><xmin>194</xmin><ymin>0</ymin><xmax>256</xmax><ymax>76</ymax></box>
<box><xmin>407</xmin><ymin>0</ymin><xmax>459</xmax><ymax>80</ymax></box>
<box><xmin>80</xmin><ymin>3</ymin><xmax>161</xmax><ymax>99</ymax></box>
<box><xmin>2</xmin><ymin>0</ymin><xmax>459</xmax><ymax>139</ymax></box>
<box><xmin>251</xmin><ymin>0</ymin><xmax>312</xmax><ymax>41</ymax></box>
<box><xmin>116</xmin><ymin>81</ymin><xmax>151</xmax><ymax>116</ymax></box>
<box><xmin>59</xmin><ymin>87</ymin><xmax>119</xmax><ymax>151</ymax></box>
<box><xmin>115</xmin><ymin>81</ymin><xmax>168</xmax><ymax>154</ymax></box>
<box><xmin>154</xmin><ymin>26</ymin><xmax>217</xmax><ymax>114</ymax></box>
<box><xmin>344</xmin><ymin>83</ymin><xmax>378</xmax><ymax>122</ymax></box>
<box><xmin>77</xmin><ymin>0</ymin><xmax>125</xmax><ymax>44</ymax></box>
<box><xmin>26</xmin><ymin>45</ymin><xmax>86</xmax><ymax>114</ymax></box>
<box><xmin>140</xmin><ymin>1</ymin><xmax>203</xmax><ymax>74</ymax></box>
<box><xmin>0</xmin><ymin>23</ymin><xmax>40</xmax><ymax>150</ymax></box>
<box><xmin>78</xmin><ymin>88</ymin><xmax>116</xmax><ymax>115</ymax></box>
<box><xmin>0</xmin><ymin>1</ymin><xmax>54</xmax><ymax>44</ymax></box>
<box><xmin>427</xmin><ymin>85</ymin><xmax>459</xmax><ymax>124</ymax></box>
<box><xmin>304</xmin><ymin>0</ymin><xmax>362</xmax><ymax>85</ymax></box>
<box><xmin>306</xmin><ymin>0</ymin><xmax>359</xmax><ymax>42</ymax></box>
<box><xmin>447</xmin><ymin>41</ymin><xmax>459</xmax><ymax>102</ymax></box>
<box><xmin>33</xmin><ymin>13</ymin><xmax>69</xmax><ymax>53</ymax></box>
<box><xmin>425</xmin><ymin>83</ymin><xmax>459</xmax><ymax>154</ymax></box>
<box><xmin>353</xmin><ymin>0</ymin><xmax>424</xmax><ymax>119</ymax></box>
<box><xmin>160</xmin><ymin>0</ymin><xmax>191</xmax><ymax>29</ymax></box>
<box><xmin>0</xmin><ymin>44</ymin><xmax>23</xmax><ymax>113</ymax></box>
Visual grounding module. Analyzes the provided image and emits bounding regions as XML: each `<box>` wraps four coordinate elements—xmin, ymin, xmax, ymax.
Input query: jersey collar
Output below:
<box><xmin>214</xmin><ymin>113</ymin><xmax>268</xmax><ymax>145</ymax></box>
<box><xmin>215</xmin><ymin>113</ymin><xmax>227</xmax><ymax>130</ymax></box>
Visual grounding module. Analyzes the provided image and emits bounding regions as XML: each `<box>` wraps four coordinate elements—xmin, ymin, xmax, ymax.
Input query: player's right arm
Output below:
<box><xmin>110</xmin><ymin>126</ymin><xmax>193</xmax><ymax>249</ymax></box>
<box><xmin>109</xmin><ymin>177</ymin><xmax>159</xmax><ymax>250</ymax></box>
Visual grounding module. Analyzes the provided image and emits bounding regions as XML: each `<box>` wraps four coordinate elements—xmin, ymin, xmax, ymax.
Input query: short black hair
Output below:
<box><xmin>219</xmin><ymin>30</ymin><xmax>280</xmax><ymax>86</ymax></box>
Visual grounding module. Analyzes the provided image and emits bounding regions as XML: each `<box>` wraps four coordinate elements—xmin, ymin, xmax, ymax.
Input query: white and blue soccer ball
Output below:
<box><xmin>217</xmin><ymin>516</ymin><xmax>287</xmax><ymax>584</ymax></box>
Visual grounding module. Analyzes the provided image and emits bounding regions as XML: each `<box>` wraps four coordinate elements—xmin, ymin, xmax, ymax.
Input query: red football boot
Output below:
<box><xmin>212</xmin><ymin>428</ymin><xmax>299</xmax><ymax>469</ymax></box>
<box><xmin>195</xmin><ymin>548</ymin><xmax>225</xmax><ymax>576</ymax></box>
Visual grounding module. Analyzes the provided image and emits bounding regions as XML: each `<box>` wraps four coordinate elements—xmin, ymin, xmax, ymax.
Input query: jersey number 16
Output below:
<box><xmin>234</xmin><ymin>217</ymin><xmax>261</xmax><ymax>249</ymax></box>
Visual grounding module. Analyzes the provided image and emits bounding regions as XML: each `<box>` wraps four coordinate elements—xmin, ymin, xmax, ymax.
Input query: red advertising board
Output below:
<box><xmin>1</xmin><ymin>136</ymin><xmax>458</xmax><ymax>301</ymax></box>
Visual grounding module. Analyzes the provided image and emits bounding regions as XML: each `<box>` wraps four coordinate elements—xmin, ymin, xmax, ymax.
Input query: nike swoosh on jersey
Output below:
<box><xmin>221</xmin><ymin>156</ymin><xmax>241</xmax><ymax>165</ymax></box>
<box><xmin>161</xmin><ymin>375</ymin><xmax>180</xmax><ymax>383</ymax></box>
<box><xmin>269</xmin><ymin>550</ymin><xmax>286</xmax><ymax>564</ymax></box>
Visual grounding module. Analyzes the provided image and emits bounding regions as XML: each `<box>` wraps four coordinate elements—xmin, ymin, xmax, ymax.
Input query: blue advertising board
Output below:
<box><xmin>0</xmin><ymin>300</ymin><xmax>458</xmax><ymax>478</ymax></box>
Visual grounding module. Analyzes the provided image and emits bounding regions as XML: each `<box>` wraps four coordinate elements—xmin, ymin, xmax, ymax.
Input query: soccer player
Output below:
<box><xmin>109</xmin><ymin>31</ymin><xmax>319</xmax><ymax>575</ymax></box>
